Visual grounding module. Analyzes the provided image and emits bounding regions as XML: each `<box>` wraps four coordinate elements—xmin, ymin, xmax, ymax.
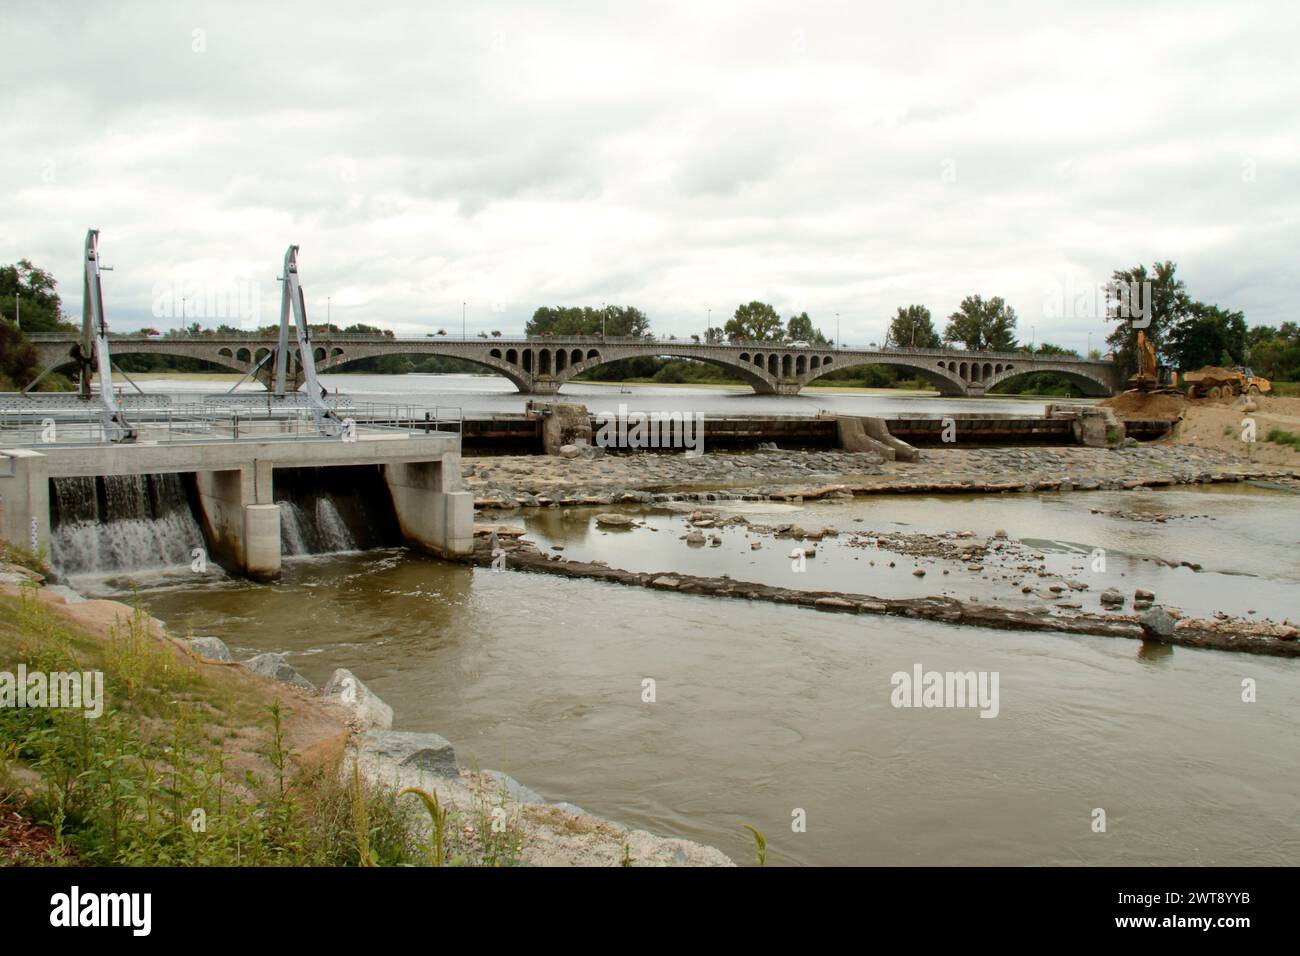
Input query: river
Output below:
<box><xmin>109</xmin><ymin>478</ymin><xmax>1299</xmax><ymax>867</ymax></box>
<box><xmin>136</xmin><ymin>371</ymin><xmax>1094</xmax><ymax>418</ymax></box>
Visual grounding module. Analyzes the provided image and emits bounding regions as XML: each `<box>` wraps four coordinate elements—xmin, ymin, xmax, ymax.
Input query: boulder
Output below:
<box><xmin>322</xmin><ymin>668</ymin><xmax>394</xmax><ymax>730</ymax></box>
<box><xmin>483</xmin><ymin>769</ymin><xmax>546</xmax><ymax>805</ymax></box>
<box><xmin>243</xmin><ymin>653</ymin><xmax>315</xmax><ymax>692</ymax></box>
<box><xmin>185</xmin><ymin>636</ymin><xmax>233</xmax><ymax>662</ymax></box>
<box><xmin>360</xmin><ymin>730</ymin><xmax>459</xmax><ymax>778</ymax></box>
<box><xmin>1099</xmin><ymin>588</ymin><xmax>1126</xmax><ymax>609</ymax></box>
<box><xmin>1139</xmin><ymin>606</ymin><xmax>1178</xmax><ymax>641</ymax></box>
<box><xmin>595</xmin><ymin>513</ymin><xmax>634</xmax><ymax>527</ymax></box>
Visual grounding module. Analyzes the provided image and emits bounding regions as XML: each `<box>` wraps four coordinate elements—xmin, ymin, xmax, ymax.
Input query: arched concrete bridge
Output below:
<box><xmin>28</xmin><ymin>334</ymin><xmax>1122</xmax><ymax>397</ymax></box>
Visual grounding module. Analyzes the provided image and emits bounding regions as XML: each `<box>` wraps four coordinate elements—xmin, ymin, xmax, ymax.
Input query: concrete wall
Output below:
<box><xmin>193</xmin><ymin>467</ymin><xmax>282</xmax><ymax>581</ymax></box>
<box><xmin>383</xmin><ymin>457</ymin><xmax>474</xmax><ymax>557</ymax></box>
<box><xmin>0</xmin><ymin>449</ymin><xmax>50</xmax><ymax>557</ymax></box>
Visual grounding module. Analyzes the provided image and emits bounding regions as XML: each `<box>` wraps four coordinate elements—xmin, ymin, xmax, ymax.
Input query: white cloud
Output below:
<box><xmin>1</xmin><ymin>0</ymin><xmax>1296</xmax><ymax>350</ymax></box>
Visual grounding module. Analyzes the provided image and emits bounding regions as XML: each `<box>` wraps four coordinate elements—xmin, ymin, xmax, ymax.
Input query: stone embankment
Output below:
<box><xmin>462</xmin><ymin>445</ymin><xmax>1299</xmax><ymax>510</ymax></box>
<box><xmin>465</xmin><ymin>534</ymin><xmax>1300</xmax><ymax>658</ymax></box>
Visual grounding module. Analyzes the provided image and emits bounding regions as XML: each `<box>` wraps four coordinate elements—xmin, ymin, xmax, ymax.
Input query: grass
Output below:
<box><xmin>1265</xmin><ymin>428</ymin><xmax>1300</xmax><ymax>451</ymax></box>
<box><xmin>0</xmin><ymin>588</ymin><xmax>535</xmax><ymax>866</ymax></box>
<box><xmin>0</xmin><ymin>588</ymin><xmax>422</xmax><ymax>866</ymax></box>
<box><xmin>1270</xmin><ymin>381</ymin><xmax>1300</xmax><ymax>398</ymax></box>
<box><xmin>0</xmin><ymin>539</ymin><xmax>50</xmax><ymax>579</ymax></box>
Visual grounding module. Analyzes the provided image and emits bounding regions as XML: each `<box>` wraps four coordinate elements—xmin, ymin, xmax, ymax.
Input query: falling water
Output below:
<box><xmin>274</xmin><ymin>466</ymin><xmax>393</xmax><ymax>556</ymax></box>
<box><xmin>314</xmin><ymin>498</ymin><xmax>356</xmax><ymax>552</ymax></box>
<box><xmin>49</xmin><ymin>474</ymin><xmax>207</xmax><ymax>575</ymax></box>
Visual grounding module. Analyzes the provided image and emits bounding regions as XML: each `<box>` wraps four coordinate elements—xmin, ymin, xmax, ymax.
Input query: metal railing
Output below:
<box><xmin>0</xmin><ymin>398</ymin><xmax>463</xmax><ymax>448</ymax></box>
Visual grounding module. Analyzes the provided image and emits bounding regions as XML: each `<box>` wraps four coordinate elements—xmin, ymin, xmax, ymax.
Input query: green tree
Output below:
<box><xmin>943</xmin><ymin>295</ymin><xmax>1017</xmax><ymax>351</ymax></box>
<box><xmin>1165</xmin><ymin>303</ymin><xmax>1248</xmax><ymax>371</ymax></box>
<box><xmin>1103</xmin><ymin>261</ymin><xmax>1190</xmax><ymax>378</ymax></box>
<box><xmin>888</xmin><ymin>305</ymin><xmax>940</xmax><ymax>348</ymax></box>
<box><xmin>0</xmin><ymin>259</ymin><xmax>74</xmax><ymax>334</ymax></box>
<box><xmin>704</xmin><ymin>326</ymin><xmax>725</xmax><ymax>344</ymax></box>
<box><xmin>725</xmin><ymin>301</ymin><xmax>783</xmax><ymax>342</ymax></box>
<box><xmin>784</xmin><ymin>311</ymin><xmax>827</xmax><ymax>343</ymax></box>
<box><xmin>527</xmin><ymin>305</ymin><xmax>650</xmax><ymax>338</ymax></box>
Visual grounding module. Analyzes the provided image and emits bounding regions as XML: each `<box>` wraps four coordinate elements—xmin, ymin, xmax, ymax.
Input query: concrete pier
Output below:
<box><xmin>0</xmin><ymin>449</ymin><xmax>50</xmax><ymax>557</ymax></box>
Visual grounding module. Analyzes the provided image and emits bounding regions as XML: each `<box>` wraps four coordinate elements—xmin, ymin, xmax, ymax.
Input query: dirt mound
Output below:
<box><xmin>1101</xmin><ymin>390</ymin><xmax>1187</xmax><ymax>421</ymax></box>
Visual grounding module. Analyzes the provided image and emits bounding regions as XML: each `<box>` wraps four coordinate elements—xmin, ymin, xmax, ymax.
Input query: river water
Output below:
<box><xmin>120</xmin><ymin>480</ymin><xmax>1298</xmax><ymax>867</ymax></box>
<box><xmin>64</xmin><ymin>373</ymin><xmax>1299</xmax><ymax>865</ymax></box>
<box><xmin>142</xmin><ymin>371</ymin><xmax>1093</xmax><ymax>418</ymax></box>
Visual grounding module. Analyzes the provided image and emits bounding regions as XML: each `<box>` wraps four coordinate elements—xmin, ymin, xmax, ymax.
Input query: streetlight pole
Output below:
<box><xmin>836</xmin><ymin>312</ymin><xmax>841</xmax><ymax>349</ymax></box>
<box><xmin>180</xmin><ymin>295</ymin><xmax>187</xmax><ymax>334</ymax></box>
<box><xmin>13</xmin><ymin>292</ymin><xmax>19</xmax><ymax>330</ymax></box>
<box><xmin>462</xmin><ymin>301</ymin><xmax>466</xmax><ymax>341</ymax></box>
<box><xmin>327</xmin><ymin>296</ymin><xmax>331</xmax><ymax>326</ymax></box>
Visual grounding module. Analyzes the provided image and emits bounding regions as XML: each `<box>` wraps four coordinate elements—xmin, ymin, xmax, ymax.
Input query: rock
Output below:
<box><xmin>992</xmin><ymin>529</ymin><xmax>1008</xmax><ymax>540</ymax></box>
<box><xmin>1134</xmin><ymin>588</ymin><xmax>1155</xmax><ymax>601</ymax></box>
<box><xmin>360</xmin><ymin>730</ymin><xmax>458</xmax><ymax>778</ymax></box>
<box><xmin>41</xmin><ymin>583</ymin><xmax>86</xmax><ymax>603</ymax></box>
<box><xmin>483</xmin><ymin>769</ymin><xmax>546</xmax><ymax>805</ymax></box>
<box><xmin>912</xmin><ymin>568</ymin><xmax>926</xmax><ymax>577</ymax></box>
<box><xmin>595</xmin><ymin>513</ymin><xmax>634</xmax><ymax>527</ymax></box>
<box><xmin>685</xmin><ymin>531</ymin><xmax>706</xmax><ymax>545</ymax></box>
<box><xmin>185</xmin><ymin>636</ymin><xmax>233</xmax><ymax>662</ymax></box>
<box><xmin>1099</xmin><ymin>588</ymin><xmax>1126</xmax><ymax>609</ymax></box>
<box><xmin>750</xmin><ymin>541</ymin><xmax>762</xmax><ymax>550</ymax></box>
<box><xmin>559</xmin><ymin>444</ymin><xmax>581</xmax><ymax>459</ymax></box>
<box><xmin>814</xmin><ymin>597</ymin><xmax>855</xmax><ymax>610</ymax></box>
<box><xmin>651</xmin><ymin>576</ymin><xmax>680</xmax><ymax>590</ymax></box>
<box><xmin>243</xmin><ymin>653</ymin><xmax>315</xmax><ymax>692</ymax></box>
<box><xmin>1139</xmin><ymin>606</ymin><xmax>1178</xmax><ymax>641</ymax></box>
<box><xmin>322</xmin><ymin>668</ymin><xmax>394</xmax><ymax>730</ymax></box>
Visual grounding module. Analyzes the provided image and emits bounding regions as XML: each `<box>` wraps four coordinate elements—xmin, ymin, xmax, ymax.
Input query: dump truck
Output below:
<box><xmin>1183</xmin><ymin>366</ymin><xmax>1272</xmax><ymax>400</ymax></box>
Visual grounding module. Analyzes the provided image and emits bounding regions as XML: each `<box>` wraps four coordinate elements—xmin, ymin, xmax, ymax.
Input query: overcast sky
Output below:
<box><xmin>2</xmin><ymin>0</ymin><xmax>1296</xmax><ymax>351</ymax></box>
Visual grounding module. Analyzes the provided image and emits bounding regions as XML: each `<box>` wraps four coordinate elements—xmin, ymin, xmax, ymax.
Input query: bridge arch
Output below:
<box><xmin>984</xmin><ymin>365</ymin><xmax>1112</xmax><ymax>397</ymax></box>
<box><xmin>801</xmin><ymin>356</ymin><xmax>966</xmax><ymax>396</ymax></box>
<box><xmin>317</xmin><ymin>347</ymin><xmax>534</xmax><ymax>392</ymax></box>
<box><xmin>553</xmin><ymin>347</ymin><xmax>781</xmax><ymax>394</ymax></box>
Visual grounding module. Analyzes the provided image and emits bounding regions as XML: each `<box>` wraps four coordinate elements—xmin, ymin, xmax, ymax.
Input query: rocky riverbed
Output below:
<box><xmin>463</xmin><ymin>444</ymin><xmax>1300</xmax><ymax>509</ymax></box>
<box><xmin>467</xmin><ymin>532</ymin><xmax>1300</xmax><ymax>657</ymax></box>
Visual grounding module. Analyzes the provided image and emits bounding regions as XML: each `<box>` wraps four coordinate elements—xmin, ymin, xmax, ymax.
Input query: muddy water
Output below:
<box><xmin>511</xmin><ymin>484</ymin><xmax>1300</xmax><ymax>622</ymax></box>
<box><xmin>134</xmin><ymin>486</ymin><xmax>1300</xmax><ymax>866</ymax></box>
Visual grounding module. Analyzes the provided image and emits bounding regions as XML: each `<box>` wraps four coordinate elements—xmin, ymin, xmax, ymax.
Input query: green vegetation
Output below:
<box><xmin>1265</xmin><ymin>428</ymin><xmax>1300</xmax><ymax>451</ymax></box>
<box><xmin>943</xmin><ymin>295</ymin><xmax>1018</xmax><ymax>351</ymax></box>
<box><xmin>743</xmin><ymin>824</ymin><xmax>767</xmax><ymax>867</ymax></box>
<box><xmin>0</xmin><ymin>259</ymin><xmax>76</xmax><ymax>390</ymax></box>
<box><xmin>0</xmin><ymin>587</ymin><xmax>540</xmax><ymax>867</ymax></box>
<box><xmin>888</xmin><ymin>305</ymin><xmax>941</xmax><ymax>349</ymax></box>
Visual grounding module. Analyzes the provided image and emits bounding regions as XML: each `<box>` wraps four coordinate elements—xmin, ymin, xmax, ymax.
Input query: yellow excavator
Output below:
<box><xmin>1126</xmin><ymin>329</ymin><xmax>1180</xmax><ymax>393</ymax></box>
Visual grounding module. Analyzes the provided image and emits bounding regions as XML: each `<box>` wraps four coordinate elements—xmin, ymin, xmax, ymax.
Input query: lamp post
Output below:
<box><xmin>836</xmin><ymin>312</ymin><xmax>841</xmax><ymax>349</ymax></box>
<box><xmin>180</xmin><ymin>295</ymin><xmax>188</xmax><ymax>334</ymax></box>
<box><xmin>462</xmin><ymin>301</ymin><xmax>466</xmax><ymax>341</ymax></box>
<box><xmin>13</xmin><ymin>292</ymin><xmax>18</xmax><ymax>330</ymax></box>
